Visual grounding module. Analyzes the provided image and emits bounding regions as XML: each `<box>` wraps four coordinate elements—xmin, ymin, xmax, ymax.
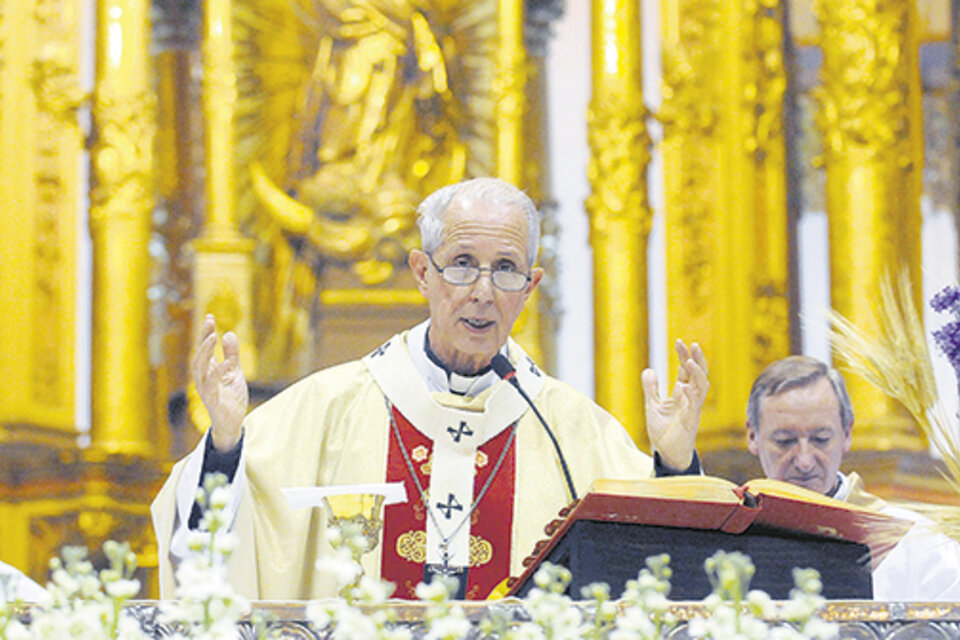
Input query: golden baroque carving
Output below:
<box><xmin>34</xmin><ymin>130</ymin><xmax>65</xmax><ymax>407</ymax></box>
<box><xmin>32</xmin><ymin>42</ymin><xmax>87</xmax><ymax>122</ymax></box>
<box><xmin>585</xmin><ymin>99</ymin><xmax>652</xmax><ymax>235</ymax></box>
<box><xmin>751</xmin><ymin>278</ymin><xmax>789</xmax><ymax>368</ymax></box>
<box><xmin>814</xmin><ymin>0</ymin><xmax>914</xmax><ymax>164</ymax></box>
<box><xmin>742</xmin><ymin>0</ymin><xmax>786</xmax><ymax>160</ymax></box>
<box><xmin>30</xmin><ymin>0</ymin><xmax>83</xmax><ymax>408</ymax></box>
<box><xmin>659</xmin><ymin>0</ymin><xmax>721</xmax><ymax>307</ymax></box>
<box><xmin>247</xmin><ymin>2</ymin><xmax>491</xmax><ymax>285</ymax></box>
<box><xmin>29</xmin><ymin>508</ymin><xmax>156</xmax><ymax>593</ymax></box>
<box><xmin>743</xmin><ymin>0</ymin><xmax>790</xmax><ymax>368</ymax></box>
<box><xmin>32</xmin><ymin>0</ymin><xmax>86</xmax><ymax>120</ymax></box>
<box><xmin>90</xmin><ymin>91</ymin><xmax>156</xmax><ymax>227</ymax></box>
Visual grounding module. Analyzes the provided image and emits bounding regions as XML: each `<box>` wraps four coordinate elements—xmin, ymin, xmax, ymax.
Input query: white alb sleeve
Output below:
<box><xmin>168</xmin><ymin>430</ymin><xmax>246</xmax><ymax>562</ymax></box>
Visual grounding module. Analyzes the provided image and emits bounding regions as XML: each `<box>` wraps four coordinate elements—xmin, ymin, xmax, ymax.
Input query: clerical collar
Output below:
<box><xmin>828</xmin><ymin>472</ymin><xmax>848</xmax><ymax>500</ymax></box>
<box><xmin>405</xmin><ymin>321</ymin><xmax>503</xmax><ymax>396</ymax></box>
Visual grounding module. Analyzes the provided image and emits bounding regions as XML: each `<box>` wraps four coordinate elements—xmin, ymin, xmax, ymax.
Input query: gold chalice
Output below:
<box><xmin>322</xmin><ymin>493</ymin><xmax>386</xmax><ymax>572</ymax></box>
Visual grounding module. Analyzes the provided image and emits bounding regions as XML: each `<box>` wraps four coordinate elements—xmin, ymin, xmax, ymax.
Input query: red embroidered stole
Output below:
<box><xmin>381</xmin><ymin>405</ymin><xmax>516</xmax><ymax>600</ymax></box>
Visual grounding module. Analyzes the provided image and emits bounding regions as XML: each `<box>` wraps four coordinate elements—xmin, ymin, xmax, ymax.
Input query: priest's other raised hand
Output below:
<box><xmin>641</xmin><ymin>339</ymin><xmax>709</xmax><ymax>470</ymax></box>
<box><xmin>193</xmin><ymin>314</ymin><xmax>248</xmax><ymax>452</ymax></box>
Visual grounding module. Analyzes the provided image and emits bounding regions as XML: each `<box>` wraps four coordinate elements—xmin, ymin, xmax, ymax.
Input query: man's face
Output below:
<box><xmin>409</xmin><ymin>195</ymin><xmax>543</xmax><ymax>375</ymax></box>
<box><xmin>746</xmin><ymin>377</ymin><xmax>852</xmax><ymax>495</ymax></box>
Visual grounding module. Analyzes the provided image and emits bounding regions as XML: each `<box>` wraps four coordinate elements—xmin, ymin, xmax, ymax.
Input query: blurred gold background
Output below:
<box><xmin>0</xmin><ymin>0</ymin><xmax>957</xmax><ymax>596</ymax></box>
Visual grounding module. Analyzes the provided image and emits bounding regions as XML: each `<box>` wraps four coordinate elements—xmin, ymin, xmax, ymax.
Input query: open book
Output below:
<box><xmin>580</xmin><ymin>477</ymin><xmax>912</xmax><ymax>566</ymax></box>
<box><xmin>505</xmin><ymin>476</ymin><xmax>913</xmax><ymax>598</ymax></box>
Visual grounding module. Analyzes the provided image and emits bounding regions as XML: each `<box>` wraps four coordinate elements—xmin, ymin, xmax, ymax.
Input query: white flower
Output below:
<box><xmin>213</xmin><ymin>532</ymin><xmax>238</xmax><ymax>557</ymax></box>
<box><xmin>415</xmin><ymin>579</ymin><xmax>454</xmax><ymax>603</ymax></box>
<box><xmin>332</xmin><ymin>606</ymin><xmax>380</xmax><ymax>638</ymax></box>
<box><xmin>424</xmin><ymin>608</ymin><xmax>471</xmax><ymax>640</ymax></box>
<box><xmin>105</xmin><ymin>578</ymin><xmax>140</xmax><ymax>600</ymax></box>
<box><xmin>316</xmin><ymin>547</ymin><xmax>362</xmax><ymax>590</ymax></box>
<box><xmin>769</xmin><ymin>625</ymin><xmax>804</xmax><ymax>640</ymax></box>
<box><xmin>354</xmin><ymin>575</ymin><xmax>394</xmax><ymax>604</ymax></box>
<box><xmin>746</xmin><ymin>588</ymin><xmax>775</xmax><ymax>618</ymax></box>
<box><xmin>209</xmin><ymin>486</ymin><xmax>231</xmax><ymax>511</ymax></box>
<box><xmin>381</xmin><ymin>626</ymin><xmax>414</xmax><ymax>640</ymax></box>
<box><xmin>800</xmin><ymin>616</ymin><xmax>840</xmax><ymax>640</ymax></box>
<box><xmin>2</xmin><ymin>619</ymin><xmax>29</xmax><ymax>640</ymax></box>
<box><xmin>326</xmin><ymin>526</ymin><xmax>344</xmax><ymax>548</ymax></box>
<box><xmin>611</xmin><ymin>606</ymin><xmax>658</xmax><ymax>640</ymax></box>
<box><xmin>117</xmin><ymin>613</ymin><xmax>152</xmax><ymax>640</ymax></box>
<box><xmin>306</xmin><ymin>599</ymin><xmax>339</xmax><ymax>631</ymax></box>
<box><xmin>508</xmin><ymin>622</ymin><xmax>548</xmax><ymax>640</ymax></box>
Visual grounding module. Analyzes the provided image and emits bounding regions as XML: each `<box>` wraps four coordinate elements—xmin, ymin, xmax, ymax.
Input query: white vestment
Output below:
<box><xmin>836</xmin><ymin>471</ymin><xmax>960</xmax><ymax>601</ymax></box>
<box><xmin>0</xmin><ymin>559</ymin><xmax>46</xmax><ymax>602</ymax></box>
<box><xmin>151</xmin><ymin>321</ymin><xmax>655</xmax><ymax>599</ymax></box>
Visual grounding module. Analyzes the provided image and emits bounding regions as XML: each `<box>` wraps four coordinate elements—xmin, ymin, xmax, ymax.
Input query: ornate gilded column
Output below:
<box><xmin>587</xmin><ymin>0</ymin><xmax>651</xmax><ymax>445</ymax></box>
<box><xmin>520</xmin><ymin>1</ymin><xmax>563</xmax><ymax>375</ymax></box>
<box><xmin>497</xmin><ymin>0</ymin><xmax>544</xmax><ymax>365</ymax></box>
<box><xmin>815</xmin><ymin>0</ymin><xmax>925</xmax><ymax>451</ymax></box>
<box><xmin>193</xmin><ymin>0</ymin><xmax>256</xmax><ymax>387</ymax></box>
<box><xmin>89</xmin><ymin>0</ymin><xmax>156</xmax><ymax>455</ymax></box>
<box><xmin>0</xmin><ymin>0</ymin><xmax>82</xmax><ymax>437</ymax></box>
<box><xmin>660</xmin><ymin>0</ymin><xmax>791</xmax><ymax>452</ymax></box>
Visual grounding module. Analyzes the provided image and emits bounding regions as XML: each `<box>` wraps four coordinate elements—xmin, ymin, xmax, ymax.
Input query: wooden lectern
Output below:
<box><xmin>506</xmin><ymin>477</ymin><xmax>912</xmax><ymax>600</ymax></box>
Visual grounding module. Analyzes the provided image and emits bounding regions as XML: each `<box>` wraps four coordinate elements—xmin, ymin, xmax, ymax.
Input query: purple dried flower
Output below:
<box><xmin>931</xmin><ymin>285</ymin><xmax>960</xmax><ymax>316</ymax></box>
<box><xmin>933</xmin><ymin>321</ymin><xmax>960</xmax><ymax>378</ymax></box>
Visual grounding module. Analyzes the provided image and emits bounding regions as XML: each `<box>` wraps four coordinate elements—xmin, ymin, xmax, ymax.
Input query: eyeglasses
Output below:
<box><xmin>428</xmin><ymin>254</ymin><xmax>531</xmax><ymax>292</ymax></box>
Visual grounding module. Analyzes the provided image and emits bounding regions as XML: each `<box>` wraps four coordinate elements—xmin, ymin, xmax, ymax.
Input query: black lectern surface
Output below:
<box><xmin>510</xmin><ymin>520</ymin><xmax>873</xmax><ymax>600</ymax></box>
<box><xmin>505</xmin><ymin>478</ymin><xmax>911</xmax><ymax>600</ymax></box>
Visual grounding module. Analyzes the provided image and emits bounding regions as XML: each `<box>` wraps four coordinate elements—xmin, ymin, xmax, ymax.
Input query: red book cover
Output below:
<box><xmin>504</xmin><ymin>476</ymin><xmax>912</xmax><ymax>597</ymax></box>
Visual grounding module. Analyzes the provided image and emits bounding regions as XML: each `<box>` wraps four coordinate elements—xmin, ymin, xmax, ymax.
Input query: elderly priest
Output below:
<box><xmin>152</xmin><ymin>178</ymin><xmax>709</xmax><ymax>600</ymax></box>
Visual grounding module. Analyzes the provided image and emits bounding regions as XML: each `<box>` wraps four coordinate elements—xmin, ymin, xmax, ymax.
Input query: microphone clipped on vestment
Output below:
<box><xmin>490</xmin><ymin>354</ymin><xmax>578</xmax><ymax>501</ymax></box>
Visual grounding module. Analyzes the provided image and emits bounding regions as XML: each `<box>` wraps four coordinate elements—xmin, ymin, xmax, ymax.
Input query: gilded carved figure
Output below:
<box><xmin>252</xmin><ymin>0</ymin><xmax>487</xmax><ymax>285</ymax></box>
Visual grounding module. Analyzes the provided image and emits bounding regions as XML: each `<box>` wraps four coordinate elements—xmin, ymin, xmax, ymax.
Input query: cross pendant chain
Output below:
<box><xmin>386</xmin><ymin>400</ymin><xmax>519</xmax><ymax>573</ymax></box>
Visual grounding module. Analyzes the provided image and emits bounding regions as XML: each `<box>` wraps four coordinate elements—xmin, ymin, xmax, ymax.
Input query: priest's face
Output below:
<box><xmin>409</xmin><ymin>195</ymin><xmax>543</xmax><ymax>375</ymax></box>
<box><xmin>746</xmin><ymin>377</ymin><xmax>852</xmax><ymax>495</ymax></box>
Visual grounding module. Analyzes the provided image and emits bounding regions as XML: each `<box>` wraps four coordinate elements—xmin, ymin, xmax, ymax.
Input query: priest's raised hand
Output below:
<box><xmin>641</xmin><ymin>339</ymin><xmax>709</xmax><ymax>470</ymax></box>
<box><xmin>193</xmin><ymin>314</ymin><xmax>249</xmax><ymax>452</ymax></box>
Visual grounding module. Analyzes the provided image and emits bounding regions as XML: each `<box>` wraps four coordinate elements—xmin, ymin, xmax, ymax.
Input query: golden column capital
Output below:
<box><xmin>89</xmin><ymin>0</ymin><xmax>156</xmax><ymax>456</ymax></box>
<box><xmin>588</xmin><ymin>0</ymin><xmax>651</xmax><ymax>446</ymax></box>
<box><xmin>815</xmin><ymin>0</ymin><xmax>925</xmax><ymax>451</ymax></box>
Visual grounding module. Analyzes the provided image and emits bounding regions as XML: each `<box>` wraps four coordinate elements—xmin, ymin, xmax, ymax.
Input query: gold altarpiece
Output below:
<box><xmin>0</xmin><ymin>0</ymin><xmax>565</xmax><ymax>596</ymax></box>
<box><xmin>0</xmin><ymin>0</ymin><xmax>959</xmax><ymax>598</ymax></box>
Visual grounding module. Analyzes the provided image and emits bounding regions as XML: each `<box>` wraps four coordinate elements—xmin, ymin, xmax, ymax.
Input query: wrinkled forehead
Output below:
<box><xmin>439</xmin><ymin>197</ymin><xmax>529</xmax><ymax>245</ymax></box>
<box><xmin>757</xmin><ymin>378</ymin><xmax>843</xmax><ymax>429</ymax></box>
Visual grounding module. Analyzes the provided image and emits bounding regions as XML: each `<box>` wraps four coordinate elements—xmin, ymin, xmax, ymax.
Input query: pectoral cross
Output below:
<box><xmin>436</xmin><ymin>493</ymin><xmax>464</xmax><ymax>519</ymax></box>
<box><xmin>447</xmin><ymin>420</ymin><xmax>474</xmax><ymax>443</ymax></box>
<box><xmin>423</xmin><ymin>543</ymin><xmax>468</xmax><ymax>598</ymax></box>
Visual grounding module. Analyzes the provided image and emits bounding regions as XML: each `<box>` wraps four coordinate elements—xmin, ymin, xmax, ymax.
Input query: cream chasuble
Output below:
<box><xmin>836</xmin><ymin>472</ymin><xmax>960</xmax><ymax>601</ymax></box>
<box><xmin>152</xmin><ymin>323</ymin><xmax>655</xmax><ymax>599</ymax></box>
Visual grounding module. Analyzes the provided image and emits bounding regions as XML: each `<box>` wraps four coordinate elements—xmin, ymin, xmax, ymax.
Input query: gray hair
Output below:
<box><xmin>746</xmin><ymin>356</ymin><xmax>854</xmax><ymax>434</ymax></box>
<box><xmin>416</xmin><ymin>178</ymin><xmax>541</xmax><ymax>267</ymax></box>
